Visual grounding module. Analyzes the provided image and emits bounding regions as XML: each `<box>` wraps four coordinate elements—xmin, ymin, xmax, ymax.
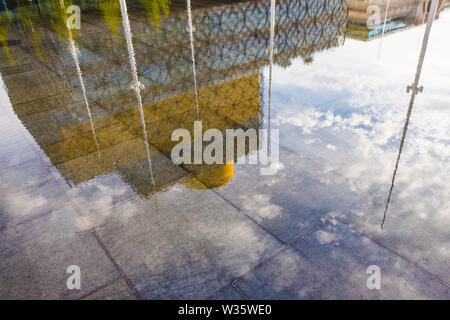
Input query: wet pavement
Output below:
<box><xmin>0</xmin><ymin>0</ymin><xmax>449</xmax><ymax>299</ymax></box>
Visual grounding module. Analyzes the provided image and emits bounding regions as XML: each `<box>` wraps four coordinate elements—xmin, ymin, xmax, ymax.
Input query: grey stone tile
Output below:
<box><xmin>209</xmin><ymin>284</ymin><xmax>246</xmax><ymax>300</ymax></box>
<box><xmin>82</xmin><ymin>277</ymin><xmax>137</xmax><ymax>300</ymax></box>
<box><xmin>0</xmin><ymin>205</ymin><xmax>119</xmax><ymax>299</ymax></box>
<box><xmin>210</xmin><ymin>148</ymin><xmax>321</xmax><ymax>201</ymax></box>
<box><xmin>255</xmin><ymin>173</ymin><xmax>361</xmax><ymax>243</ymax></box>
<box><xmin>205</xmin><ymin>149</ymin><xmax>360</xmax><ymax>243</ymax></box>
<box><xmin>339</xmin><ymin>188</ymin><xmax>450</xmax><ymax>284</ymax></box>
<box><xmin>0</xmin><ymin>178</ymin><xmax>66</xmax><ymax>231</ymax></box>
<box><xmin>66</xmin><ymin>154</ymin><xmax>187</xmax><ymax>221</ymax></box>
<box><xmin>0</xmin><ymin>121</ymin><xmax>40</xmax><ymax>170</ymax></box>
<box><xmin>235</xmin><ymin>220</ymin><xmax>450</xmax><ymax>299</ymax></box>
<box><xmin>0</xmin><ymin>143</ymin><xmax>40</xmax><ymax>170</ymax></box>
<box><xmin>278</xmin><ymin>121</ymin><xmax>356</xmax><ymax>169</ymax></box>
<box><xmin>0</xmin><ymin>157</ymin><xmax>54</xmax><ymax>194</ymax></box>
<box><xmin>93</xmin><ymin>176</ymin><xmax>283</xmax><ymax>299</ymax></box>
<box><xmin>66</xmin><ymin>173</ymin><xmax>138</xmax><ymax>218</ymax></box>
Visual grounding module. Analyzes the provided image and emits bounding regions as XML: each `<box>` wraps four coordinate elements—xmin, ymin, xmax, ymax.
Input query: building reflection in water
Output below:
<box><xmin>266</xmin><ymin>0</ymin><xmax>276</xmax><ymax>163</ymax></box>
<box><xmin>186</xmin><ymin>0</ymin><xmax>199</xmax><ymax>121</ymax></box>
<box><xmin>0</xmin><ymin>0</ymin><xmax>348</xmax><ymax>197</ymax></box>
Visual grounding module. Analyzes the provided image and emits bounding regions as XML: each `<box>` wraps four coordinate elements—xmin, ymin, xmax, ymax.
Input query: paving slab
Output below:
<box><xmin>82</xmin><ymin>277</ymin><xmax>138</xmax><ymax>300</ymax></box>
<box><xmin>204</xmin><ymin>148</ymin><xmax>361</xmax><ymax>243</ymax></box>
<box><xmin>0</xmin><ymin>205</ymin><xmax>119</xmax><ymax>299</ymax></box>
<box><xmin>209</xmin><ymin>148</ymin><xmax>321</xmax><ymax>201</ymax></box>
<box><xmin>0</xmin><ymin>177</ymin><xmax>66</xmax><ymax>231</ymax></box>
<box><xmin>0</xmin><ymin>157</ymin><xmax>54</xmax><ymax>194</ymax></box>
<box><xmin>0</xmin><ymin>120</ymin><xmax>42</xmax><ymax>169</ymax></box>
<box><xmin>234</xmin><ymin>220</ymin><xmax>450</xmax><ymax>299</ymax></box>
<box><xmin>0</xmin><ymin>143</ymin><xmax>41</xmax><ymax>171</ymax></box>
<box><xmin>92</xmin><ymin>176</ymin><xmax>284</xmax><ymax>299</ymax></box>
<box><xmin>65</xmin><ymin>153</ymin><xmax>187</xmax><ymax>221</ymax></box>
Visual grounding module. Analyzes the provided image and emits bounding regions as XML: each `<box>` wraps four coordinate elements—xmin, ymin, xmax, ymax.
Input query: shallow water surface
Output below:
<box><xmin>0</xmin><ymin>0</ymin><xmax>449</xmax><ymax>299</ymax></box>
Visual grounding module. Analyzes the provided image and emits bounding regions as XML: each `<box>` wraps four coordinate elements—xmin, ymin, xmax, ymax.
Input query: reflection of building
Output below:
<box><xmin>0</xmin><ymin>0</ymin><xmax>348</xmax><ymax>195</ymax></box>
<box><xmin>347</xmin><ymin>0</ymin><xmax>449</xmax><ymax>40</ymax></box>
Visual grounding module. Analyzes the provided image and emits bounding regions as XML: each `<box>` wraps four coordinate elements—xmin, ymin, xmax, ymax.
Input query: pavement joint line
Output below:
<box><xmin>291</xmin><ymin>220</ymin><xmax>329</xmax><ymax>245</ymax></box>
<box><xmin>2</xmin><ymin>206</ymin><xmax>64</xmax><ymax>232</ymax></box>
<box><xmin>8</xmin><ymin>92</ymin><xmax>71</xmax><ymax>116</ymax></box>
<box><xmin>76</xmin><ymin>275</ymin><xmax>123</xmax><ymax>300</ymax></box>
<box><xmin>90</xmin><ymin>228</ymin><xmax>143</xmax><ymax>299</ymax></box>
<box><xmin>204</xmin><ymin>244</ymin><xmax>286</xmax><ymax>300</ymax></box>
<box><xmin>0</xmin><ymin>176</ymin><xmax>54</xmax><ymax>197</ymax></box>
<box><xmin>94</xmin><ymin>193</ymin><xmax>140</xmax><ymax>214</ymax></box>
<box><xmin>231</xmin><ymin>281</ymin><xmax>250</xmax><ymax>300</ymax></box>
<box><xmin>210</xmin><ymin>186</ymin><xmax>288</xmax><ymax>245</ymax></box>
<box><xmin>188</xmin><ymin>166</ymin><xmax>290</xmax><ymax>246</ymax></box>
<box><xmin>206</xmin><ymin>222</ymin><xmax>327</xmax><ymax>300</ymax></box>
<box><xmin>332</xmin><ymin>216</ymin><xmax>450</xmax><ymax>289</ymax></box>
<box><xmin>0</xmin><ymin>160</ymin><xmax>53</xmax><ymax>177</ymax></box>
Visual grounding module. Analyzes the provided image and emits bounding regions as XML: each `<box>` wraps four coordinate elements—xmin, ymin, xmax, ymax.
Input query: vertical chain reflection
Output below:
<box><xmin>119</xmin><ymin>0</ymin><xmax>159</xmax><ymax>214</ymax></box>
<box><xmin>381</xmin><ymin>0</ymin><xmax>439</xmax><ymax>229</ymax></box>
<box><xmin>267</xmin><ymin>0</ymin><xmax>276</xmax><ymax>161</ymax></box>
<box><xmin>186</xmin><ymin>0</ymin><xmax>200</xmax><ymax>120</ymax></box>
<box><xmin>64</xmin><ymin>1</ymin><xmax>101</xmax><ymax>158</ymax></box>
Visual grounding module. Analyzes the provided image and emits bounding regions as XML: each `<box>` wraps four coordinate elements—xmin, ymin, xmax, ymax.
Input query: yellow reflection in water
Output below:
<box><xmin>99</xmin><ymin>0</ymin><xmax>123</xmax><ymax>42</ymax></box>
<box><xmin>0</xmin><ymin>0</ymin><xmax>79</xmax><ymax>65</ymax></box>
<box><xmin>183</xmin><ymin>162</ymin><xmax>234</xmax><ymax>190</ymax></box>
<box><xmin>140</xmin><ymin>0</ymin><xmax>171</xmax><ymax>31</ymax></box>
<box><xmin>0</xmin><ymin>10</ymin><xmax>14</xmax><ymax>65</ymax></box>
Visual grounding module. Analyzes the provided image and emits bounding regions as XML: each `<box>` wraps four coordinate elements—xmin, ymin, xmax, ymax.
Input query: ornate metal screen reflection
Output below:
<box><xmin>128</xmin><ymin>0</ymin><xmax>348</xmax><ymax>90</ymax></box>
<box><xmin>0</xmin><ymin>0</ymin><xmax>348</xmax><ymax>193</ymax></box>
